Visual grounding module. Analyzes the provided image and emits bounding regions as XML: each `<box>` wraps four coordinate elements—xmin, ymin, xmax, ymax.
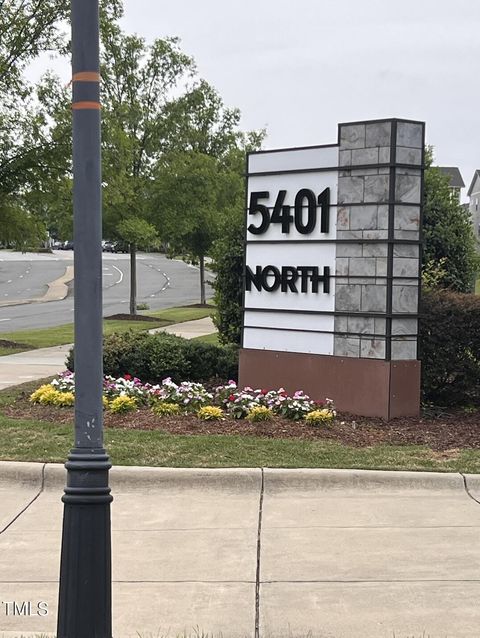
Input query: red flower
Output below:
<box><xmin>124</xmin><ymin>374</ymin><xmax>132</xmax><ymax>381</ymax></box>
<box><xmin>228</xmin><ymin>394</ymin><xmax>235</xmax><ymax>401</ymax></box>
<box><xmin>261</xmin><ymin>389</ymin><xmax>267</xmax><ymax>395</ymax></box>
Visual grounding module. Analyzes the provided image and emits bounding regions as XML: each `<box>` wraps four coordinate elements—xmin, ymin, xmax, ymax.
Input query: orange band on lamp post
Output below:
<box><xmin>72</xmin><ymin>101</ymin><xmax>101</xmax><ymax>110</ymax></box>
<box><xmin>73</xmin><ymin>71</ymin><xmax>101</xmax><ymax>82</ymax></box>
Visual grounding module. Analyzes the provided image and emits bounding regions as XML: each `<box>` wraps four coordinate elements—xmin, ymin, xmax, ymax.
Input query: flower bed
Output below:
<box><xmin>30</xmin><ymin>371</ymin><xmax>336</xmax><ymax>423</ymax></box>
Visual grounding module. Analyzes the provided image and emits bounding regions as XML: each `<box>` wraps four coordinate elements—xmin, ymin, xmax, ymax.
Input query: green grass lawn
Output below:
<box><xmin>192</xmin><ymin>332</ymin><xmax>219</xmax><ymax>345</ymax></box>
<box><xmin>0</xmin><ymin>413</ymin><xmax>479</xmax><ymax>472</ymax></box>
<box><xmin>144</xmin><ymin>305</ymin><xmax>214</xmax><ymax>323</ymax></box>
<box><xmin>0</xmin><ymin>305</ymin><xmax>215</xmax><ymax>354</ymax></box>
<box><xmin>0</xmin><ymin>381</ymin><xmax>479</xmax><ymax>472</ymax></box>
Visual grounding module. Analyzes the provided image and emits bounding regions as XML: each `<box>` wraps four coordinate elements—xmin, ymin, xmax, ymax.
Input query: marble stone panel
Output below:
<box><xmin>392</xmin><ymin>285</ymin><xmax>418</xmax><ymax>313</ymax></box>
<box><xmin>334</xmin><ymin>336</ymin><xmax>360</xmax><ymax>358</ymax></box>
<box><xmin>335</xmin><ymin>258</ymin><xmax>349</xmax><ymax>276</ymax></box>
<box><xmin>335</xmin><ymin>284</ymin><xmax>362</xmax><ymax>311</ymax></box>
<box><xmin>396</xmin><ymin>122</ymin><xmax>423</xmax><ymax>148</ymax></box>
<box><xmin>364</xmin><ymin>175</ymin><xmax>390</xmax><ymax>202</ymax></box>
<box><xmin>395</xmin><ymin>175</ymin><xmax>421</xmax><ymax>204</ymax></box>
<box><xmin>334</xmin><ymin>316</ymin><xmax>348</xmax><ymax>333</ymax></box>
<box><xmin>361</xmin><ymin>285</ymin><xmax>387</xmax><ymax>312</ymax></box>
<box><xmin>378</xmin><ymin>147</ymin><xmax>391</xmax><ymax>163</ymax></box>
<box><xmin>350</xmin><ymin>168</ymin><xmax>379</xmax><ymax>176</ymax></box>
<box><xmin>338</xmin><ymin>177</ymin><xmax>364</xmax><ymax>204</ymax></box>
<box><xmin>350</xmin><ymin>205</ymin><xmax>378</xmax><ymax>230</ymax></box>
<box><xmin>363</xmin><ymin>230</ymin><xmax>388</xmax><ymax>240</ymax></box>
<box><xmin>377</xmin><ymin>205</ymin><xmax>389</xmax><ymax>229</ymax></box>
<box><xmin>337</xmin><ymin>207</ymin><xmax>350</xmax><ymax>230</ymax></box>
<box><xmin>351</xmin><ymin>147</ymin><xmax>379</xmax><ymax>165</ymax></box>
<box><xmin>393</xmin><ymin>258</ymin><xmax>419</xmax><ymax>278</ymax></box>
<box><xmin>391</xmin><ymin>338</ymin><xmax>417</xmax><ymax>360</ymax></box>
<box><xmin>339</xmin><ymin>150</ymin><xmax>352</xmax><ymax>167</ymax></box>
<box><xmin>396</xmin><ymin>147</ymin><xmax>422</xmax><ymax>165</ymax></box>
<box><xmin>348</xmin><ymin>258</ymin><xmax>376</xmax><ymax>277</ymax></box>
<box><xmin>360</xmin><ymin>338</ymin><xmax>386</xmax><ymax>359</ymax></box>
<box><xmin>393</xmin><ymin>244</ymin><xmax>420</xmax><ymax>258</ymax></box>
<box><xmin>394</xmin><ymin>230</ymin><xmax>420</xmax><ymax>241</ymax></box>
<box><xmin>336</xmin><ymin>243</ymin><xmax>363</xmax><ymax>258</ymax></box>
<box><xmin>391</xmin><ymin>318</ymin><xmax>418</xmax><ymax>336</ymax></box>
<box><xmin>365</xmin><ymin>122</ymin><xmax>391</xmax><ymax>147</ymax></box>
<box><xmin>394</xmin><ymin>205</ymin><xmax>421</xmax><ymax>231</ymax></box>
<box><xmin>347</xmin><ymin>316</ymin><xmax>375</xmax><ymax>334</ymax></box>
<box><xmin>337</xmin><ymin>230</ymin><xmax>363</xmax><ymax>240</ymax></box>
<box><xmin>363</xmin><ymin>243</ymin><xmax>388</xmax><ymax>257</ymax></box>
<box><xmin>376</xmin><ymin>258</ymin><xmax>388</xmax><ymax>276</ymax></box>
<box><xmin>340</xmin><ymin>124</ymin><xmax>366</xmax><ymax>150</ymax></box>
<box><xmin>374</xmin><ymin>318</ymin><xmax>387</xmax><ymax>335</ymax></box>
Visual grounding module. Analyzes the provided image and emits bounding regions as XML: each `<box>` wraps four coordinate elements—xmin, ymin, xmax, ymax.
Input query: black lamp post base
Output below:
<box><xmin>57</xmin><ymin>450</ymin><xmax>113</xmax><ymax>638</ymax></box>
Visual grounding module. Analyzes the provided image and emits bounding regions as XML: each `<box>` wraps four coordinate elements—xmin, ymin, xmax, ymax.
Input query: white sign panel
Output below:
<box><xmin>243</xmin><ymin>145</ymin><xmax>339</xmax><ymax>356</ymax></box>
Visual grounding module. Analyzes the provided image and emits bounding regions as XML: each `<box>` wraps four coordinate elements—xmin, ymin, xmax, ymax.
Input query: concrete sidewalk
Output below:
<box><xmin>1</xmin><ymin>464</ymin><xmax>480</xmax><ymax>637</ymax></box>
<box><xmin>0</xmin><ymin>317</ymin><xmax>217</xmax><ymax>390</ymax></box>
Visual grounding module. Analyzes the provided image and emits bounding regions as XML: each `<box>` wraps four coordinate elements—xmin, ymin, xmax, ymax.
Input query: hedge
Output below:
<box><xmin>419</xmin><ymin>289</ymin><xmax>480</xmax><ymax>405</ymax></box>
<box><xmin>66</xmin><ymin>331</ymin><xmax>238</xmax><ymax>385</ymax></box>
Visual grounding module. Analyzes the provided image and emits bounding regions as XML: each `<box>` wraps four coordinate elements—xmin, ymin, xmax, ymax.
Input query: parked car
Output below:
<box><xmin>63</xmin><ymin>240</ymin><xmax>74</xmax><ymax>250</ymax></box>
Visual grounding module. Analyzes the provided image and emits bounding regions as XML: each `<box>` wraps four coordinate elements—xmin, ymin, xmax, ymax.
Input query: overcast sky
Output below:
<box><xmin>29</xmin><ymin>0</ymin><xmax>479</xmax><ymax>200</ymax></box>
<box><xmin>117</xmin><ymin>0</ymin><xmax>479</xmax><ymax>199</ymax></box>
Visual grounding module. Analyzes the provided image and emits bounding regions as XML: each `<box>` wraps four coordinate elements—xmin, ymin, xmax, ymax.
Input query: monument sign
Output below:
<box><xmin>239</xmin><ymin>118</ymin><xmax>425</xmax><ymax>419</ymax></box>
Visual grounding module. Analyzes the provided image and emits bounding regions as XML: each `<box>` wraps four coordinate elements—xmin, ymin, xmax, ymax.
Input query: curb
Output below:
<box><xmin>0</xmin><ymin>461</ymin><xmax>475</xmax><ymax>493</ymax></box>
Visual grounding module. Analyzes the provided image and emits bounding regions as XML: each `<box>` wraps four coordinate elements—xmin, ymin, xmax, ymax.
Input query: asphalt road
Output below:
<box><xmin>0</xmin><ymin>250</ymin><xmax>213</xmax><ymax>332</ymax></box>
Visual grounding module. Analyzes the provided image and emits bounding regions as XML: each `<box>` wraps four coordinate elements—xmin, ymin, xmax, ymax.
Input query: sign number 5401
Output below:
<box><xmin>247</xmin><ymin>188</ymin><xmax>330</xmax><ymax>235</ymax></box>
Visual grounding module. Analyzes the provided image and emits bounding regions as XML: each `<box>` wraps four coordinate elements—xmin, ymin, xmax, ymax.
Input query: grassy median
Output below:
<box><xmin>0</xmin><ymin>305</ymin><xmax>214</xmax><ymax>353</ymax></box>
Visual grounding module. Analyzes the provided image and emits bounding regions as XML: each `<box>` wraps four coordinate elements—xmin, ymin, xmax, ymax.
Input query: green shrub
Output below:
<box><xmin>183</xmin><ymin>340</ymin><xmax>239</xmax><ymax>382</ymax></box>
<box><xmin>67</xmin><ymin>331</ymin><xmax>239</xmax><ymax>385</ymax></box>
<box><xmin>211</xmin><ymin>214</ymin><xmax>244</xmax><ymax>345</ymax></box>
<box><xmin>419</xmin><ymin>289</ymin><xmax>480</xmax><ymax>405</ymax></box>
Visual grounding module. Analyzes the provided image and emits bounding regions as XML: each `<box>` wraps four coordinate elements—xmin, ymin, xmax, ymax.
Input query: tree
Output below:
<box><xmin>117</xmin><ymin>217</ymin><xmax>158</xmax><ymax>314</ymax></box>
<box><xmin>154</xmin><ymin>152</ymin><xmax>228</xmax><ymax>305</ymax></box>
<box><xmin>423</xmin><ymin>149</ymin><xmax>479</xmax><ymax>292</ymax></box>
<box><xmin>98</xmin><ymin>25</ymin><xmax>195</xmax><ymax>308</ymax></box>
<box><xmin>0</xmin><ymin>1</ymin><xmax>123</xmax><ymax>244</ymax></box>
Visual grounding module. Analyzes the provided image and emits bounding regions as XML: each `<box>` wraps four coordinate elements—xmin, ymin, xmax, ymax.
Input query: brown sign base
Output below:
<box><xmin>238</xmin><ymin>348</ymin><xmax>421</xmax><ymax>420</ymax></box>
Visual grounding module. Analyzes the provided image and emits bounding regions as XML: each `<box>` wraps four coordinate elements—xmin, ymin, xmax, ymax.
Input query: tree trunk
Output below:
<box><xmin>129</xmin><ymin>244</ymin><xmax>136</xmax><ymax>315</ymax></box>
<box><xmin>199</xmin><ymin>253</ymin><xmax>206</xmax><ymax>306</ymax></box>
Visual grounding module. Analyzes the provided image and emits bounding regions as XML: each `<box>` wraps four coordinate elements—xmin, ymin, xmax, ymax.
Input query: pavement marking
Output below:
<box><xmin>18</xmin><ymin>375</ymin><xmax>34</xmax><ymax>379</ymax></box>
<box><xmin>19</xmin><ymin>275</ymin><xmax>23</xmax><ymax>278</ymax></box>
<box><xmin>0</xmin><ymin>318</ymin><xmax>11</xmax><ymax>322</ymax></box>
<box><xmin>112</xmin><ymin>265</ymin><xmax>123</xmax><ymax>284</ymax></box>
<box><xmin>7</xmin><ymin>280</ymin><xmax>12</xmax><ymax>283</ymax></box>
<box><xmin>104</xmin><ymin>273</ymin><xmax>114</xmax><ymax>276</ymax></box>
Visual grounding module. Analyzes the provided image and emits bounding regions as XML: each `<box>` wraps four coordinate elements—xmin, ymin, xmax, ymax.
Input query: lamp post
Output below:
<box><xmin>56</xmin><ymin>1</ymin><xmax>112</xmax><ymax>636</ymax></box>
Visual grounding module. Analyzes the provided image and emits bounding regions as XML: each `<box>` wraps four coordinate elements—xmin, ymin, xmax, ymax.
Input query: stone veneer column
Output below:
<box><xmin>334</xmin><ymin>119</ymin><xmax>424</xmax><ymax>362</ymax></box>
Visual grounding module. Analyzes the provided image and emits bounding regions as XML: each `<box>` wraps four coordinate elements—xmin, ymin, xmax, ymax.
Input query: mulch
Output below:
<box><xmin>5</xmin><ymin>396</ymin><xmax>480</xmax><ymax>452</ymax></box>
<box><xmin>104</xmin><ymin>314</ymin><xmax>162</xmax><ymax>322</ymax></box>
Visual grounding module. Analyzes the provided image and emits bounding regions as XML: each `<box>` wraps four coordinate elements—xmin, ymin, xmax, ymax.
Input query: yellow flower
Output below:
<box><xmin>305</xmin><ymin>409</ymin><xmax>335</xmax><ymax>425</ymax></box>
<box><xmin>108</xmin><ymin>395</ymin><xmax>137</xmax><ymax>413</ymax></box>
<box><xmin>197</xmin><ymin>405</ymin><xmax>224</xmax><ymax>421</ymax></box>
<box><xmin>152</xmin><ymin>401</ymin><xmax>181</xmax><ymax>417</ymax></box>
<box><xmin>246</xmin><ymin>406</ymin><xmax>273</xmax><ymax>422</ymax></box>
<box><xmin>30</xmin><ymin>384</ymin><xmax>56</xmax><ymax>404</ymax></box>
